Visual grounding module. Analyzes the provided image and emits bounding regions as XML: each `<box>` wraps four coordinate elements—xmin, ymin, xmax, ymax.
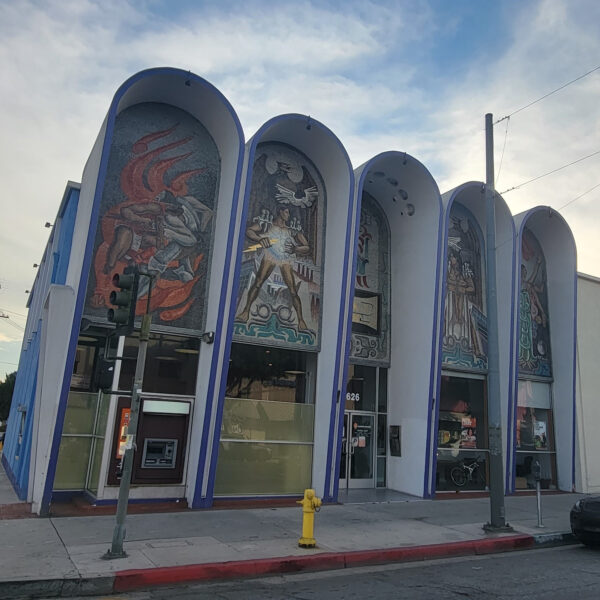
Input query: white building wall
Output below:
<box><xmin>354</xmin><ymin>152</ymin><xmax>442</xmax><ymax>497</ymax></box>
<box><xmin>575</xmin><ymin>273</ymin><xmax>600</xmax><ymax>493</ymax></box>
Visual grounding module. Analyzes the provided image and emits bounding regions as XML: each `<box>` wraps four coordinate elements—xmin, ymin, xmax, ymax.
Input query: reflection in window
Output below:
<box><xmin>71</xmin><ymin>343</ymin><xmax>98</xmax><ymax>391</ymax></box>
<box><xmin>215</xmin><ymin>343</ymin><xmax>315</xmax><ymax>496</ymax></box>
<box><xmin>515</xmin><ymin>380</ymin><xmax>556</xmax><ymax>490</ymax></box>
<box><xmin>436</xmin><ymin>375</ymin><xmax>488</xmax><ymax>492</ymax></box>
<box><xmin>437</xmin><ymin>376</ymin><xmax>487</xmax><ymax>452</ymax></box>
<box><xmin>345</xmin><ymin>364</ymin><xmax>376</xmax><ymax>412</ymax></box>
<box><xmin>118</xmin><ymin>333</ymin><xmax>200</xmax><ymax>396</ymax></box>
<box><xmin>226</xmin><ymin>343</ymin><xmax>308</xmax><ymax>404</ymax></box>
<box><xmin>436</xmin><ymin>450</ymin><xmax>488</xmax><ymax>491</ymax></box>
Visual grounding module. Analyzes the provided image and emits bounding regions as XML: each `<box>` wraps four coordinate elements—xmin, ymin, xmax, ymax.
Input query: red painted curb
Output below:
<box><xmin>113</xmin><ymin>534</ymin><xmax>534</xmax><ymax>592</ymax></box>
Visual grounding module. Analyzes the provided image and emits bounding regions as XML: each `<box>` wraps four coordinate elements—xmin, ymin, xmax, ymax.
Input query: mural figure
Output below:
<box><xmin>519</xmin><ymin>228</ymin><xmax>552</xmax><ymax>376</ymax></box>
<box><xmin>445</xmin><ymin>250</ymin><xmax>476</xmax><ymax>342</ymax></box>
<box><xmin>442</xmin><ymin>204</ymin><xmax>487</xmax><ymax>369</ymax></box>
<box><xmin>356</xmin><ymin>224</ymin><xmax>372</xmax><ymax>288</ymax></box>
<box><xmin>234</xmin><ymin>143</ymin><xmax>325</xmax><ymax>348</ymax></box>
<box><xmin>350</xmin><ymin>193</ymin><xmax>390</xmax><ymax>364</ymax></box>
<box><xmin>236</xmin><ymin>205</ymin><xmax>311</xmax><ymax>331</ymax></box>
<box><xmin>84</xmin><ymin>103</ymin><xmax>220</xmax><ymax>331</ymax></box>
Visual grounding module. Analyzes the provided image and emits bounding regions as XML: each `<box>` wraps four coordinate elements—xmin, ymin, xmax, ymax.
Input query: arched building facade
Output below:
<box><xmin>2</xmin><ymin>69</ymin><xmax>579</xmax><ymax>514</ymax></box>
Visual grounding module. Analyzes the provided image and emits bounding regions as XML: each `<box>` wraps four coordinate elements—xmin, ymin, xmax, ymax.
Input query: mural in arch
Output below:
<box><xmin>233</xmin><ymin>142</ymin><xmax>325</xmax><ymax>349</ymax></box>
<box><xmin>442</xmin><ymin>203</ymin><xmax>487</xmax><ymax>370</ymax></box>
<box><xmin>350</xmin><ymin>192</ymin><xmax>391</xmax><ymax>364</ymax></box>
<box><xmin>83</xmin><ymin>102</ymin><xmax>221</xmax><ymax>334</ymax></box>
<box><xmin>519</xmin><ymin>227</ymin><xmax>552</xmax><ymax>377</ymax></box>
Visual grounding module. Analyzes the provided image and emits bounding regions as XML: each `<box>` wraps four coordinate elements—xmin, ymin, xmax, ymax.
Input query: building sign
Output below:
<box><xmin>83</xmin><ymin>102</ymin><xmax>221</xmax><ymax>334</ymax></box>
<box><xmin>442</xmin><ymin>202</ymin><xmax>487</xmax><ymax>370</ymax></box>
<box><xmin>350</xmin><ymin>192</ymin><xmax>390</xmax><ymax>364</ymax></box>
<box><xmin>519</xmin><ymin>227</ymin><xmax>552</xmax><ymax>377</ymax></box>
<box><xmin>233</xmin><ymin>142</ymin><xmax>325</xmax><ymax>349</ymax></box>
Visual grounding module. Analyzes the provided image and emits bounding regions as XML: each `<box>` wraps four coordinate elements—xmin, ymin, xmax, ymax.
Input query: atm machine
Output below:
<box><xmin>108</xmin><ymin>397</ymin><xmax>190</xmax><ymax>485</ymax></box>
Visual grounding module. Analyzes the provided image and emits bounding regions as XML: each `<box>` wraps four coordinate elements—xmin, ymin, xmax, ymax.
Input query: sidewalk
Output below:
<box><xmin>0</xmin><ymin>463</ymin><xmax>582</xmax><ymax>599</ymax></box>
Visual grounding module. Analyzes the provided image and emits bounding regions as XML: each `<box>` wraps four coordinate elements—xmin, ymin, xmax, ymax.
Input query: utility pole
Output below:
<box><xmin>483</xmin><ymin>113</ymin><xmax>512</xmax><ymax>532</ymax></box>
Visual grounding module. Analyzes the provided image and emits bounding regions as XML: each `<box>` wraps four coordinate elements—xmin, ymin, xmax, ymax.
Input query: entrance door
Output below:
<box><xmin>339</xmin><ymin>412</ymin><xmax>375</xmax><ymax>489</ymax></box>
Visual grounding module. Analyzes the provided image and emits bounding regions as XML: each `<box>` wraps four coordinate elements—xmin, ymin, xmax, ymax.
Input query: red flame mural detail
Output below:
<box><xmin>89</xmin><ymin>125</ymin><xmax>210</xmax><ymax>324</ymax></box>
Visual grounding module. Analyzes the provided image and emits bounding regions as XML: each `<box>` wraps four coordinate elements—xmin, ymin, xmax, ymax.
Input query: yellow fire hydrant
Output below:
<box><xmin>297</xmin><ymin>488</ymin><xmax>322</xmax><ymax>548</ymax></box>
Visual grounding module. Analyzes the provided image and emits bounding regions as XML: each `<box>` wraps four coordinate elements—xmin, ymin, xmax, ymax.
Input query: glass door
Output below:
<box><xmin>339</xmin><ymin>411</ymin><xmax>375</xmax><ymax>489</ymax></box>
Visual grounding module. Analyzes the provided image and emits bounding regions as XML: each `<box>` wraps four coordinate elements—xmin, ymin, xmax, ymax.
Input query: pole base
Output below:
<box><xmin>102</xmin><ymin>549</ymin><xmax>128</xmax><ymax>560</ymax></box>
<box><xmin>298</xmin><ymin>537</ymin><xmax>317</xmax><ymax>548</ymax></box>
<box><xmin>483</xmin><ymin>522</ymin><xmax>514</xmax><ymax>533</ymax></box>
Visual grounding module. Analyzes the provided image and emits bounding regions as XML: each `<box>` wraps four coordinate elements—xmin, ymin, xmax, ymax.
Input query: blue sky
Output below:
<box><xmin>1</xmin><ymin>0</ymin><xmax>599</xmax><ymax>379</ymax></box>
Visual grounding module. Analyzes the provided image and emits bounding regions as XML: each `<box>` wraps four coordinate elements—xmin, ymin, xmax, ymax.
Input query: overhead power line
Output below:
<box><xmin>556</xmin><ymin>182</ymin><xmax>600</xmax><ymax>212</ymax></box>
<box><xmin>500</xmin><ymin>149</ymin><xmax>600</xmax><ymax>194</ymax></box>
<box><xmin>0</xmin><ymin>307</ymin><xmax>26</xmax><ymax>318</ymax></box>
<box><xmin>495</xmin><ymin>65</ymin><xmax>600</xmax><ymax>124</ymax></box>
<box><xmin>0</xmin><ymin>318</ymin><xmax>25</xmax><ymax>332</ymax></box>
<box><xmin>495</xmin><ymin>116</ymin><xmax>510</xmax><ymax>186</ymax></box>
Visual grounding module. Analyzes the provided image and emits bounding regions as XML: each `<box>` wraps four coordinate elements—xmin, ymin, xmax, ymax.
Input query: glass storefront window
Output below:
<box><xmin>377</xmin><ymin>457</ymin><xmax>386</xmax><ymax>488</ymax></box>
<box><xmin>515</xmin><ymin>452</ymin><xmax>556</xmax><ymax>490</ymax></box>
<box><xmin>436</xmin><ymin>375</ymin><xmax>488</xmax><ymax>492</ymax></box>
<box><xmin>71</xmin><ymin>343</ymin><xmax>97</xmax><ymax>391</ymax></box>
<box><xmin>437</xmin><ymin>375</ymin><xmax>487</xmax><ymax>452</ymax></box>
<box><xmin>118</xmin><ymin>333</ymin><xmax>200</xmax><ymax>396</ymax></box>
<box><xmin>215</xmin><ymin>343</ymin><xmax>315</xmax><ymax>496</ymax></box>
<box><xmin>378</xmin><ymin>369</ymin><xmax>388</xmax><ymax>412</ymax></box>
<box><xmin>345</xmin><ymin>364</ymin><xmax>376</xmax><ymax>411</ymax></box>
<box><xmin>516</xmin><ymin>380</ymin><xmax>553</xmax><ymax>450</ymax></box>
<box><xmin>436</xmin><ymin>450</ymin><xmax>488</xmax><ymax>491</ymax></box>
<box><xmin>515</xmin><ymin>380</ymin><xmax>556</xmax><ymax>489</ymax></box>
<box><xmin>54</xmin><ymin>437</ymin><xmax>94</xmax><ymax>490</ymax></box>
<box><xmin>214</xmin><ymin>442</ymin><xmax>313</xmax><ymax>496</ymax></box>
<box><xmin>221</xmin><ymin>397</ymin><xmax>314</xmax><ymax>443</ymax></box>
<box><xmin>55</xmin><ymin>391</ymin><xmax>100</xmax><ymax>490</ymax></box>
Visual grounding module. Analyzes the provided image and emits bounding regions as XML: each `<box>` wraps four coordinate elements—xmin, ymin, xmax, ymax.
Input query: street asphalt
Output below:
<box><xmin>0</xmin><ymin>460</ymin><xmax>584</xmax><ymax>599</ymax></box>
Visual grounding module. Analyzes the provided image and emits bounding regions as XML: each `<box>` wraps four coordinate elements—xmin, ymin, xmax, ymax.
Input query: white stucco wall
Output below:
<box><xmin>354</xmin><ymin>152</ymin><xmax>442</xmax><ymax>497</ymax></box>
<box><xmin>30</xmin><ymin>285</ymin><xmax>76</xmax><ymax>512</ymax></box>
<box><xmin>575</xmin><ymin>273</ymin><xmax>600</xmax><ymax>493</ymax></box>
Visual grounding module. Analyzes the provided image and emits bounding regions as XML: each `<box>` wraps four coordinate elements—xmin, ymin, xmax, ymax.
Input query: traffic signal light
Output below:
<box><xmin>96</xmin><ymin>359</ymin><xmax>115</xmax><ymax>392</ymax></box>
<box><xmin>107</xmin><ymin>268</ymin><xmax>139</xmax><ymax>335</ymax></box>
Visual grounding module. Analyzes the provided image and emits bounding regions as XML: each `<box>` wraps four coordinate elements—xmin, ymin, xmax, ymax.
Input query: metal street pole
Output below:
<box><xmin>103</xmin><ymin>310</ymin><xmax>152</xmax><ymax>559</ymax></box>
<box><xmin>483</xmin><ymin>113</ymin><xmax>512</xmax><ymax>532</ymax></box>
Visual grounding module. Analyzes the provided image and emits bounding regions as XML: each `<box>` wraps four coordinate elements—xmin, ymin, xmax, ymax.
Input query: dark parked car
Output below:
<box><xmin>570</xmin><ymin>496</ymin><xmax>600</xmax><ymax>546</ymax></box>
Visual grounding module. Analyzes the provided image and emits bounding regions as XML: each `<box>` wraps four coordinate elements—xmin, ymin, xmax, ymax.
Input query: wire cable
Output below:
<box><xmin>500</xmin><ymin>149</ymin><xmax>600</xmax><ymax>194</ymax></box>
<box><xmin>495</xmin><ymin>65</ymin><xmax>600</xmax><ymax>124</ymax></box>
<box><xmin>0</xmin><ymin>318</ymin><xmax>24</xmax><ymax>332</ymax></box>
<box><xmin>495</xmin><ymin>116</ymin><xmax>510</xmax><ymax>186</ymax></box>
<box><xmin>0</xmin><ymin>307</ymin><xmax>26</xmax><ymax>318</ymax></box>
<box><xmin>555</xmin><ymin>182</ymin><xmax>600</xmax><ymax>212</ymax></box>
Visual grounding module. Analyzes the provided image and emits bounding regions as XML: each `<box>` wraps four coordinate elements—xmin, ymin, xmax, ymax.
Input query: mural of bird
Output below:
<box><xmin>275</xmin><ymin>184</ymin><xmax>319</xmax><ymax>208</ymax></box>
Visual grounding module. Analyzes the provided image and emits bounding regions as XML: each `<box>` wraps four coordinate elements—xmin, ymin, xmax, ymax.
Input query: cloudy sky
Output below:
<box><xmin>0</xmin><ymin>0</ymin><xmax>599</xmax><ymax>379</ymax></box>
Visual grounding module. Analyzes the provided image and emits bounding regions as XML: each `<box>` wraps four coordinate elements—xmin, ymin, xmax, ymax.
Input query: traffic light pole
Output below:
<box><xmin>103</xmin><ymin>272</ymin><xmax>153</xmax><ymax>559</ymax></box>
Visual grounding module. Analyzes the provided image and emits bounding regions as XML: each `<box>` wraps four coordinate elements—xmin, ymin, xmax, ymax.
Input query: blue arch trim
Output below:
<box><xmin>40</xmin><ymin>67</ymin><xmax>245</xmax><ymax>515</ymax></box>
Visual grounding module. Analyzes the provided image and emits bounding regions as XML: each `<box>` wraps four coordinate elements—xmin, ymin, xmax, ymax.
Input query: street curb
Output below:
<box><xmin>0</xmin><ymin>533</ymin><xmax>577</xmax><ymax>598</ymax></box>
<box><xmin>533</xmin><ymin>531</ymin><xmax>576</xmax><ymax>546</ymax></box>
<box><xmin>114</xmin><ymin>534</ymin><xmax>535</xmax><ymax>593</ymax></box>
<box><xmin>0</xmin><ymin>575</ymin><xmax>114</xmax><ymax>600</ymax></box>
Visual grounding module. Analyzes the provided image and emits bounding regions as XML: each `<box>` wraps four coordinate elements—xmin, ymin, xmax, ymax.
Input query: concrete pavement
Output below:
<box><xmin>0</xmin><ymin>463</ymin><xmax>583</xmax><ymax>599</ymax></box>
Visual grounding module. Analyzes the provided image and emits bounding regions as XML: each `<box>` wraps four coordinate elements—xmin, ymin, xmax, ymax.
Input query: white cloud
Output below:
<box><xmin>0</xmin><ymin>0</ymin><xmax>599</xmax><ymax>374</ymax></box>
